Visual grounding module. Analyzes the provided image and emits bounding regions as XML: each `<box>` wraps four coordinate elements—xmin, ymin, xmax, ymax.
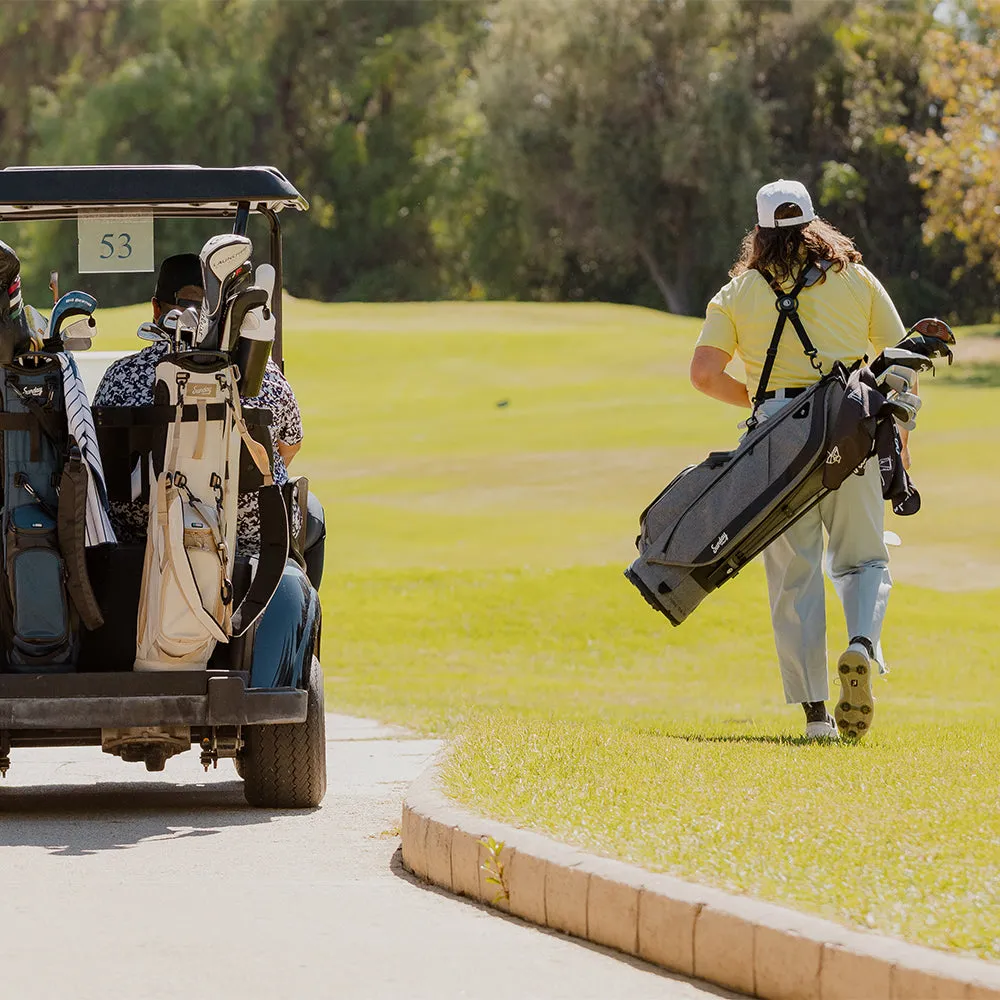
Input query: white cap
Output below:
<box><xmin>756</xmin><ymin>179</ymin><xmax>815</xmax><ymax>228</ymax></box>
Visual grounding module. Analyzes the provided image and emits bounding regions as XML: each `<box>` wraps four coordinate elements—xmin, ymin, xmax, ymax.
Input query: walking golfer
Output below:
<box><xmin>689</xmin><ymin>179</ymin><xmax>907</xmax><ymax>740</ymax></box>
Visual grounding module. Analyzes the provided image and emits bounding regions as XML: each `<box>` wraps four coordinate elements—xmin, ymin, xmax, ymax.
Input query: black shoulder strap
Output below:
<box><xmin>230</xmin><ymin>484</ymin><xmax>290</xmax><ymax>637</ymax></box>
<box><xmin>752</xmin><ymin>266</ymin><xmax>821</xmax><ymax>409</ymax></box>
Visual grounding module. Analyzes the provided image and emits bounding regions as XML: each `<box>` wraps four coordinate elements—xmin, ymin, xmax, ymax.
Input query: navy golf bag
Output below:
<box><xmin>0</xmin><ymin>356</ymin><xmax>103</xmax><ymax>670</ymax></box>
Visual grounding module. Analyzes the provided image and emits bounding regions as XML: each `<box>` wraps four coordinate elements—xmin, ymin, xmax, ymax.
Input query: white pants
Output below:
<box><xmin>755</xmin><ymin>398</ymin><xmax>892</xmax><ymax>704</ymax></box>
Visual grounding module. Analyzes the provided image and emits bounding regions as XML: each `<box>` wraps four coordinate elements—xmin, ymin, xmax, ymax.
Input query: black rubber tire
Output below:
<box><xmin>241</xmin><ymin>656</ymin><xmax>327</xmax><ymax>808</ymax></box>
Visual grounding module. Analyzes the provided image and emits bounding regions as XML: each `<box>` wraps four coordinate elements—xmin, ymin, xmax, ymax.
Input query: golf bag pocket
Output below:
<box><xmin>135</xmin><ymin>474</ymin><xmax>229</xmax><ymax>670</ymax></box>
<box><xmin>3</xmin><ymin>503</ymin><xmax>73</xmax><ymax>669</ymax></box>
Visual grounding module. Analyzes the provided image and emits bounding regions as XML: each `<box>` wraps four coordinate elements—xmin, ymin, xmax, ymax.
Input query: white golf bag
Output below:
<box><xmin>135</xmin><ymin>233</ymin><xmax>289</xmax><ymax>671</ymax></box>
<box><xmin>134</xmin><ymin>352</ymin><xmax>282</xmax><ymax>671</ymax></box>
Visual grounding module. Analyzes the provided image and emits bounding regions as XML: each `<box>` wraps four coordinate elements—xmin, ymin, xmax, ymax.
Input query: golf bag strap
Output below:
<box><xmin>752</xmin><ymin>266</ymin><xmax>817</xmax><ymax>408</ymax></box>
<box><xmin>159</xmin><ymin>477</ymin><xmax>229</xmax><ymax>643</ymax></box>
<box><xmin>57</xmin><ymin>449</ymin><xmax>104</xmax><ymax>630</ymax></box>
<box><xmin>230</xmin><ymin>484</ymin><xmax>289</xmax><ymax>637</ymax></box>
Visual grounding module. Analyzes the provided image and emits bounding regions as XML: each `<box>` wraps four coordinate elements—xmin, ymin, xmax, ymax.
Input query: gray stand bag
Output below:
<box><xmin>625</xmin><ymin>265</ymin><xmax>850</xmax><ymax>626</ymax></box>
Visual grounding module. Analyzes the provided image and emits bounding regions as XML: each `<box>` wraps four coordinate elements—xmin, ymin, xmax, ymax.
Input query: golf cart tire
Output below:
<box><xmin>241</xmin><ymin>656</ymin><xmax>327</xmax><ymax>808</ymax></box>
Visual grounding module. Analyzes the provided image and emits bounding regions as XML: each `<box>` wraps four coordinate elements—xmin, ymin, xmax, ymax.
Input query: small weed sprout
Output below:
<box><xmin>480</xmin><ymin>835</ymin><xmax>510</xmax><ymax>904</ymax></box>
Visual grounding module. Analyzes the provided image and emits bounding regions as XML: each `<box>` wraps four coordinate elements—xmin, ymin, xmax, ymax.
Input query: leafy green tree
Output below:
<box><xmin>471</xmin><ymin>0</ymin><xmax>772</xmax><ymax>314</ymax></box>
<box><xmin>10</xmin><ymin>0</ymin><xmax>488</xmax><ymax>307</ymax></box>
<box><xmin>902</xmin><ymin>0</ymin><xmax>1000</xmax><ymax>282</ymax></box>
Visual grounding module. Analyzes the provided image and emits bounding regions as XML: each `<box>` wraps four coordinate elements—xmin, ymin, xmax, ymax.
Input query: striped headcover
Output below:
<box><xmin>58</xmin><ymin>352</ymin><xmax>117</xmax><ymax>547</ymax></box>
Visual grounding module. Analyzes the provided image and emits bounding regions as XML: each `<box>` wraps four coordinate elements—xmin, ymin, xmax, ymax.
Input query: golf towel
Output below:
<box><xmin>58</xmin><ymin>352</ymin><xmax>116</xmax><ymax>547</ymax></box>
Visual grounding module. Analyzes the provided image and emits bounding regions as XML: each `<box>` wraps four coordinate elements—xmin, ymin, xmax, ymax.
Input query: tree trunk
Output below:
<box><xmin>636</xmin><ymin>242</ymin><xmax>689</xmax><ymax>315</ymax></box>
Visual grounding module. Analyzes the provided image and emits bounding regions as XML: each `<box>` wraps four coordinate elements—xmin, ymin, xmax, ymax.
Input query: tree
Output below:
<box><xmin>902</xmin><ymin>0</ymin><xmax>1000</xmax><ymax>282</ymax></box>
<box><xmin>472</xmin><ymin>0</ymin><xmax>772</xmax><ymax>315</ymax></box>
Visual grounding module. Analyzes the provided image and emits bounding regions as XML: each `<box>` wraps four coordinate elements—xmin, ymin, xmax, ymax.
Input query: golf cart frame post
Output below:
<box><xmin>0</xmin><ymin>166</ymin><xmax>318</xmax><ymax>785</ymax></box>
<box><xmin>0</xmin><ymin>165</ymin><xmax>308</xmax><ymax>367</ymax></box>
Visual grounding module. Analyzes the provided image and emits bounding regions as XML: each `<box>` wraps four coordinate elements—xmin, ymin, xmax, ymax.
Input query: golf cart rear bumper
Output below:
<box><xmin>0</xmin><ymin>672</ymin><xmax>307</xmax><ymax>729</ymax></box>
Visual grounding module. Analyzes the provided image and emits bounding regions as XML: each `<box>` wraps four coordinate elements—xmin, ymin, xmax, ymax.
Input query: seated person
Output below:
<box><xmin>93</xmin><ymin>253</ymin><xmax>308</xmax><ymax>561</ymax></box>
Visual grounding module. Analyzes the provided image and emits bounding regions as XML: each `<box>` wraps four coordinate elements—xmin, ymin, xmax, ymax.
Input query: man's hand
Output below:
<box><xmin>690</xmin><ymin>346</ymin><xmax>751</xmax><ymax>408</ymax></box>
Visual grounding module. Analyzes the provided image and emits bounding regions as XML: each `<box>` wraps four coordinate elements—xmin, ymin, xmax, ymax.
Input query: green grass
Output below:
<box><xmin>95</xmin><ymin>298</ymin><xmax>1000</xmax><ymax>960</ymax></box>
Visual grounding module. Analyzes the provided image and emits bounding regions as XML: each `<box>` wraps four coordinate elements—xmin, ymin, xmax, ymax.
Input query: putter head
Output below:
<box><xmin>195</xmin><ymin>234</ymin><xmax>253</xmax><ymax>349</ymax></box>
<box><xmin>61</xmin><ymin>316</ymin><xmax>97</xmax><ymax>351</ymax></box>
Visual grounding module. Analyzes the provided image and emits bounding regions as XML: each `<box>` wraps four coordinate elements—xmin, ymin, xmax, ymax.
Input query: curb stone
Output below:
<box><xmin>401</xmin><ymin>759</ymin><xmax>1000</xmax><ymax>1000</ymax></box>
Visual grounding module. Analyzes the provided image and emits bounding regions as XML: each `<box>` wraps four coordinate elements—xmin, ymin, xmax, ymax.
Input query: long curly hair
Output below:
<box><xmin>730</xmin><ymin>204</ymin><xmax>863</xmax><ymax>282</ymax></box>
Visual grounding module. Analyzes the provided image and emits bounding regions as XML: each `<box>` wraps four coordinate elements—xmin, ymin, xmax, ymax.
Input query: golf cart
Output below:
<box><xmin>0</xmin><ymin>165</ymin><xmax>326</xmax><ymax>808</ymax></box>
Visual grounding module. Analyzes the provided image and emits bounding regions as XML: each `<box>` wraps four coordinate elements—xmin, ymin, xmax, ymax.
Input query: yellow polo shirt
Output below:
<box><xmin>696</xmin><ymin>263</ymin><xmax>906</xmax><ymax>395</ymax></box>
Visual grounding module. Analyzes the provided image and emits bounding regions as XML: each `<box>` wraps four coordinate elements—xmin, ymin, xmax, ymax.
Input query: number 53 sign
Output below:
<box><xmin>78</xmin><ymin>212</ymin><xmax>154</xmax><ymax>273</ymax></box>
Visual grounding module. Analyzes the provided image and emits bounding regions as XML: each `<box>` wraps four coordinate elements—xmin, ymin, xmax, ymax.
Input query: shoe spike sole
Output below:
<box><xmin>835</xmin><ymin>650</ymin><xmax>874</xmax><ymax>740</ymax></box>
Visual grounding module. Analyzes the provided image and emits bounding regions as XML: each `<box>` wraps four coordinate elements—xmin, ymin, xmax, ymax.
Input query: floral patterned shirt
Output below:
<box><xmin>93</xmin><ymin>342</ymin><xmax>303</xmax><ymax>553</ymax></box>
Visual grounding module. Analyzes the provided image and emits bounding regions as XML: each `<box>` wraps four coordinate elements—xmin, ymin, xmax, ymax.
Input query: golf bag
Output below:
<box><xmin>626</xmin><ymin>364</ymin><xmax>852</xmax><ymax>625</ymax></box>
<box><xmin>134</xmin><ymin>353</ymin><xmax>288</xmax><ymax>670</ymax></box>
<box><xmin>0</xmin><ymin>355</ymin><xmax>105</xmax><ymax>670</ymax></box>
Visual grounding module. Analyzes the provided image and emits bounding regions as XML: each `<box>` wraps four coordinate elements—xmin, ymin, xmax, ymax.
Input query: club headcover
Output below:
<box><xmin>895</xmin><ymin>317</ymin><xmax>956</xmax><ymax>368</ymax></box>
<box><xmin>195</xmin><ymin>234</ymin><xmax>253</xmax><ymax>349</ymax></box>
<box><xmin>909</xmin><ymin>317</ymin><xmax>956</xmax><ymax>344</ymax></box>
<box><xmin>223</xmin><ymin>286</ymin><xmax>269</xmax><ymax>353</ymax></box>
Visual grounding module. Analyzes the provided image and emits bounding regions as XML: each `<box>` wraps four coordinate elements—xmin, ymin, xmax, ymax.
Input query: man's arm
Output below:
<box><xmin>690</xmin><ymin>346</ymin><xmax>751</xmax><ymax>408</ymax></box>
<box><xmin>277</xmin><ymin>439</ymin><xmax>302</xmax><ymax>467</ymax></box>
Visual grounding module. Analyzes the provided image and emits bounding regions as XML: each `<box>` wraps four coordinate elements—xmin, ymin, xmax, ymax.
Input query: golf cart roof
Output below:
<box><xmin>0</xmin><ymin>165</ymin><xmax>308</xmax><ymax>221</ymax></box>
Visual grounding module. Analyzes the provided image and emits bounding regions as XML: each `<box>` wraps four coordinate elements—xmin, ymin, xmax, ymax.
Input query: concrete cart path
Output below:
<box><xmin>0</xmin><ymin>714</ymin><xmax>743</xmax><ymax>1000</ymax></box>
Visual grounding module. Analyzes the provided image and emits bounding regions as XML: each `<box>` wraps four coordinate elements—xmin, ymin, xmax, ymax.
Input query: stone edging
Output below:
<box><xmin>401</xmin><ymin>756</ymin><xmax>1000</xmax><ymax>1000</ymax></box>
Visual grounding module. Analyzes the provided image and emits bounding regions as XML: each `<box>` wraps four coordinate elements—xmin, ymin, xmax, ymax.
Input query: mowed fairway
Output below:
<box><xmin>100</xmin><ymin>300</ymin><xmax>1000</xmax><ymax>960</ymax></box>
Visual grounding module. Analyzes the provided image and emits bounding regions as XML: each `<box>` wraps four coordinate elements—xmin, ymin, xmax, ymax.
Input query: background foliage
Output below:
<box><xmin>0</xmin><ymin>0</ymin><xmax>996</xmax><ymax>322</ymax></box>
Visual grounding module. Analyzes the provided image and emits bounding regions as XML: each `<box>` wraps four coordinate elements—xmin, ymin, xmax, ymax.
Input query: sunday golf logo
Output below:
<box><xmin>826</xmin><ymin>446</ymin><xmax>842</xmax><ymax>465</ymax></box>
<box><xmin>710</xmin><ymin>531</ymin><xmax>729</xmax><ymax>555</ymax></box>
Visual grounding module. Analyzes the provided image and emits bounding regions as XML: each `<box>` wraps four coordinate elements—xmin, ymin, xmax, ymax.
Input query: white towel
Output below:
<box><xmin>58</xmin><ymin>352</ymin><xmax>117</xmax><ymax>546</ymax></box>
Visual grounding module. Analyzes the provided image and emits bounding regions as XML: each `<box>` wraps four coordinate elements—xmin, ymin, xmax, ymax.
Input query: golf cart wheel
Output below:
<box><xmin>241</xmin><ymin>656</ymin><xmax>327</xmax><ymax>808</ymax></box>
